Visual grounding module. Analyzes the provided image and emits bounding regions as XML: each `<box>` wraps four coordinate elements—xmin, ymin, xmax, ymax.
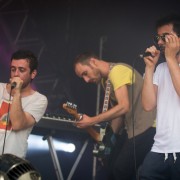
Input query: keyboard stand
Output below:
<box><xmin>43</xmin><ymin>135</ymin><xmax>64</xmax><ymax>180</ymax></box>
<box><xmin>67</xmin><ymin>139</ymin><xmax>89</xmax><ymax>180</ymax></box>
<box><xmin>43</xmin><ymin>134</ymin><xmax>89</xmax><ymax>180</ymax></box>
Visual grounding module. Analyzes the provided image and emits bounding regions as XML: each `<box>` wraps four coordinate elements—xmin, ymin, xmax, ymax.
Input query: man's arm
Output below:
<box><xmin>142</xmin><ymin>67</ymin><xmax>157</xmax><ymax>111</ymax></box>
<box><xmin>76</xmin><ymin>85</ymin><xmax>130</xmax><ymax>128</ymax></box>
<box><xmin>141</xmin><ymin>45</ymin><xmax>160</xmax><ymax>111</ymax></box>
<box><xmin>10</xmin><ymin>90</ymin><xmax>35</xmax><ymax>131</ymax></box>
<box><xmin>165</xmin><ymin>33</ymin><xmax>180</xmax><ymax>96</ymax></box>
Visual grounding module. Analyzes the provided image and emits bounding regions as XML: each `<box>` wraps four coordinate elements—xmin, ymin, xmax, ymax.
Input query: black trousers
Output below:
<box><xmin>140</xmin><ymin>152</ymin><xmax>180</xmax><ymax>180</ymax></box>
<box><xmin>106</xmin><ymin>127</ymin><xmax>156</xmax><ymax>180</ymax></box>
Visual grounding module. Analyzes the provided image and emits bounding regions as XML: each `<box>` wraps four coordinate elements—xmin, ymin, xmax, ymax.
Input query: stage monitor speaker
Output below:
<box><xmin>0</xmin><ymin>154</ymin><xmax>41</xmax><ymax>180</ymax></box>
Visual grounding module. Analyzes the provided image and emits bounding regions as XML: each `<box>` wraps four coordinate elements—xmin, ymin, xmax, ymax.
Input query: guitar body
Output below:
<box><xmin>62</xmin><ymin>102</ymin><xmax>121</xmax><ymax>161</ymax></box>
<box><xmin>93</xmin><ymin>124</ymin><xmax>117</xmax><ymax>159</ymax></box>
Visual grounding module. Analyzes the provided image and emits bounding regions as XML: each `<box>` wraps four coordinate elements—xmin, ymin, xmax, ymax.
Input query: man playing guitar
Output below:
<box><xmin>73</xmin><ymin>52</ymin><xmax>156</xmax><ymax>180</ymax></box>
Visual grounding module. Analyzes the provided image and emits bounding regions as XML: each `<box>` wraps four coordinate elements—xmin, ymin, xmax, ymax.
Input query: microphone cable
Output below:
<box><xmin>131</xmin><ymin>54</ymin><xmax>143</xmax><ymax>180</ymax></box>
<box><xmin>2</xmin><ymin>84</ymin><xmax>14</xmax><ymax>155</ymax></box>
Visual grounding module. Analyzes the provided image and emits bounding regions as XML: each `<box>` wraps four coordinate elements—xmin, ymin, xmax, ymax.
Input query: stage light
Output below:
<box><xmin>28</xmin><ymin>135</ymin><xmax>75</xmax><ymax>153</ymax></box>
<box><xmin>0</xmin><ymin>154</ymin><xmax>41</xmax><ymax>180</ymax></box>
<box><xmin>55</xmin><ymin>142</ymin><xmax>75</xmax><ymax>153</ymax></box>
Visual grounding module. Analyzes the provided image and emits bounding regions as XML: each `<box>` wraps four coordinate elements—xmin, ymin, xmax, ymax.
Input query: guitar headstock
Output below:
<box><xmin>63</xmin><ymin>101</ymin><xmax>101</xmax><ymax>142</ymax></box>
<box><xmin>62</xmin><ymin>102</ymin><xmax>79</xmax><ymax>119</ymax></box>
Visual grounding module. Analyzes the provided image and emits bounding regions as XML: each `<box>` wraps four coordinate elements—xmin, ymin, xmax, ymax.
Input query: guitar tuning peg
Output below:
<box><xmin>73</xmin><ymin>104</ymin><xmax>77</xmax><ymax>109</ymax></box>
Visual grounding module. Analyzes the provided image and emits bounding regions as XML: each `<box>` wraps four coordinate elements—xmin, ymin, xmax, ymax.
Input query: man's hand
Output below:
<box><xmin>144</xmin><ymin>45</ymin><xmax>160</xmax><ymax>68</ymax></box>
<box><xmin>10</xmin><ymin>77</ymin><xmax>23</xmax><ymax>91</ymax></box>
<box><xmin>165</xmin><ymin>33</ymin><xmax>180</xmax><ymax>61</ymax></box>
<box><xmin>75</xmin><ymin>114</ymin><xmax>96</xmax><ymax>128</ymax></box>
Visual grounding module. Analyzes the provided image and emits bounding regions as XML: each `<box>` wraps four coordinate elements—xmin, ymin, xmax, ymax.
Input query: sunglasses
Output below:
<box><xmin>153</xmin><ymin>33</ymin><xmax>170</xmax><ymax>44</ymax></box>
<box><xmin>153</xmin><ymin>33</ymin><xmax>180</xmax><ymax>44</ymax></box>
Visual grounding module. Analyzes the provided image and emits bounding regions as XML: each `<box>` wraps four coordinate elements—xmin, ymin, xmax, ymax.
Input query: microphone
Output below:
<box><xmin>139</xmin><ymin>52</ymin><xmax>153</xmax><ymax>58</ymax></box>
<box><xmin>11</xmin><ymin>82</ymin><xmax>17</xmax><ymax>89</ymax></box>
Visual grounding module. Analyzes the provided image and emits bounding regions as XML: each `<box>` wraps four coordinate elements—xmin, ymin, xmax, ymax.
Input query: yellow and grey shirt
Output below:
<box><xmin>102</xmin><ymin>63</ymin><xmax>156</xmax><ymax>139</ymax></box>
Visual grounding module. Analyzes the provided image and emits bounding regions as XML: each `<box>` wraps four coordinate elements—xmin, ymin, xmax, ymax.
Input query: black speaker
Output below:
<box><xmin>0</xmin><ymin>154</ymin><xmax>41</xmax><ymax>180</ymax></box>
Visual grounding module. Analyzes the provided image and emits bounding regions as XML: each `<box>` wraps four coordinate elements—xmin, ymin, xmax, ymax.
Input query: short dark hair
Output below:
<box><xmin>74</xmin><ymin>51</ymin><xmax>98</xmax><ymax>68</ymax></box>
<box><xmin>11</xmin><ymin>49</ymin><xmax>38</xmax><ymax>73</ymax></box>
<box><xmin>155</xmin><ymin>13</ymin><xmax>180</xmax><ymax>35</ymax></box>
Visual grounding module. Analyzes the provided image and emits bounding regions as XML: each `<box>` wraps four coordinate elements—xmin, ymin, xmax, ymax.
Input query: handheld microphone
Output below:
<box><xmin>11</xmin><ymin>82</ymin><xmax>17</xmax><ymax>89</ymax></box>
<box><xmin>139</xmin><ymin>52</ymin><xmax>153</xmax><ymax>58</ymax></box>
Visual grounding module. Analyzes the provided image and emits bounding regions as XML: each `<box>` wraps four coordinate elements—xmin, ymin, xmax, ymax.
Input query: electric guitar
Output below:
<box><xmin>62</xmin><ymin>101</ymin><xmax>118</xmax><ymax>159</ymax></box>
<box><xmin>62</xmin><ymin>102</ymin><xmax>101</xmax><ymax>142</ymax></box>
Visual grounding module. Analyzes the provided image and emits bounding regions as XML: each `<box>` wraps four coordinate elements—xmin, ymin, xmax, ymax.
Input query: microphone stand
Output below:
<box><xmin>2</xmin><ymin>85</ymin><xmax>14</xmax><ymax>155</ymax></box>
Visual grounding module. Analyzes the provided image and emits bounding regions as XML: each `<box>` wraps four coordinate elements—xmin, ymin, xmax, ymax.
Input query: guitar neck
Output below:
<box><xmin>62</xmin><ymin>103</ymin><xmax>101</xmax><ymax>142</ymax></box>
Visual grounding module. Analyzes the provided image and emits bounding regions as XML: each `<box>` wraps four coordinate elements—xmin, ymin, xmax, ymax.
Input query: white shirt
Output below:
<box><xmin>152</xmin><ymin>62</ymin><xmax>180</xmax><ymax>153</ymax></box>
<box><xmin>0</xmin><ymin>83</ymin><xmax>48</xmax><ymax>158</ymax></box>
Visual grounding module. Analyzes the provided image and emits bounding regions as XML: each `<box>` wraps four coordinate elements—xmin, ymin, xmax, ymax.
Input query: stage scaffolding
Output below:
<box><xmin>0</xmin><ymin>1</ymin><xmax>107</xmax><ymax>178</ymax></box>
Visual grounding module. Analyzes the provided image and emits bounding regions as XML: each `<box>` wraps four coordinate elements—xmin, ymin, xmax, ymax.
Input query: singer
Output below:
<box><xmin>141</xmin><ymin>13</ymin><xmax>180</xmax><ymax>179</ymax></box>
<box><xmin>0</xmin><ymin>49</ymin><xmax>48</xmax><ymax>158</ymax></box>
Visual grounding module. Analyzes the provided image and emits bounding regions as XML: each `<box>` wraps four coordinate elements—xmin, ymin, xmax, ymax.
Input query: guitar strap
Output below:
<box><xmin>102</xmin><ymin>78</ymin><xmax>111</xmax><ymax>113</ymax></box>
<box><xmin>100</xmin><ymin>63</ymin><xmax>115</xmax><ymax>140</ymax></box>
<box><xmin>102</xmin><ymin>63</ymin><xmax>115</xmax><ymax>112</ymax></box>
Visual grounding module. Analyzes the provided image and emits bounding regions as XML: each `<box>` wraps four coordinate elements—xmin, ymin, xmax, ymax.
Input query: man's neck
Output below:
<box><xmin>97</xmin><ymin>60</ymin><xmax>110</xmax><ymax>78</ymax></box>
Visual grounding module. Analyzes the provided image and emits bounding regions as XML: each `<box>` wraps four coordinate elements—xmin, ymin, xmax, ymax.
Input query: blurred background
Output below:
<box><xmin>0</xmin><ymin>0</ymin><xmax>179</xmax><ymax>179</ymax></box>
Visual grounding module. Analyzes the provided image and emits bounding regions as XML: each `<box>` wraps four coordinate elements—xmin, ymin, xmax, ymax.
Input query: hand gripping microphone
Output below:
<box><xmin>11</xmin><ymin>82</ymin><xmax>17</xmax><ymax>89</ymax></box>
<box><xmin>139</xmin><ymin>52</ymin><xmax>153</xmax><ymax>58</ymax></box>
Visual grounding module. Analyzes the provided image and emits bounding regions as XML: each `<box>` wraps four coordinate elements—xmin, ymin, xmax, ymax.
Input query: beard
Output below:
<box><xmin>21</xmin><ymin>79</ymin><xmax>32</xmax><ymax>89</ymax></box>
<box><xmin>89</xmin><ymin>65</ymin><xmax>102</xmax><ymax>84</ymax></box>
